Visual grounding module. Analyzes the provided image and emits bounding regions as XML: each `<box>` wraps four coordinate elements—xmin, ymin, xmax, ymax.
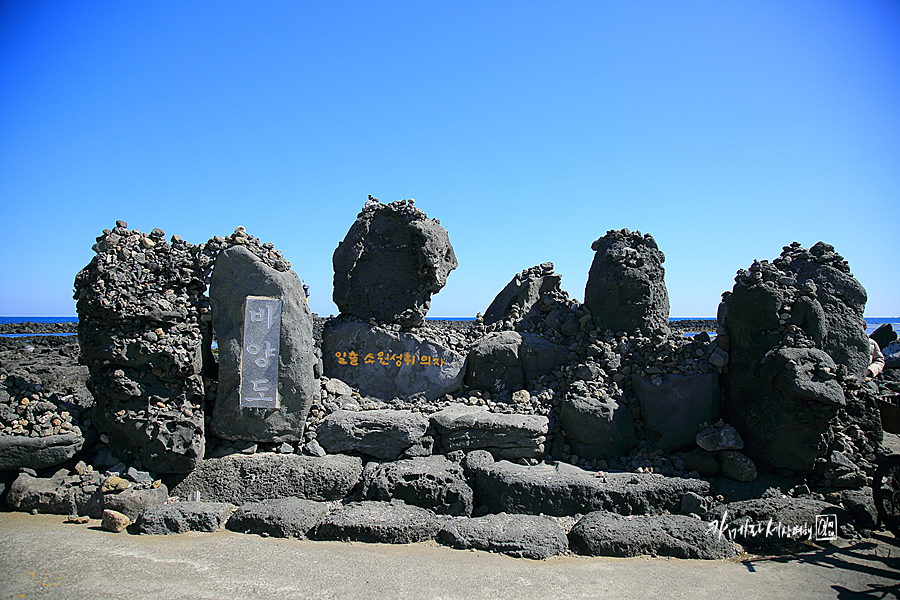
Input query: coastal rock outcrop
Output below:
<box><xmin>584</xmin><ymin>229</ymin><xmax>670</xmax><ymax>336</ymax></box>
<box><xmin>332</xmin><ymin>198</ymin><xmax>457</xmax><ymax>327</ymax></box>
<box><xmin>721</xmin><ymin>241</ymin><xmax>881</xmax><ymax>474</ymax></box>
<box><xmin>209</xmin><ymin>240</ymin><xmax>317</xmax><ymax>443</ymax></box>
<box><xmin>73</xmin><ymin>221</ymin><xmax>209</xmax><ymax>473</ymax></box>
<box><xmin>482</xmin><ymin>263</ymin><xmax>562</xmax><ymax>326</ymax></box>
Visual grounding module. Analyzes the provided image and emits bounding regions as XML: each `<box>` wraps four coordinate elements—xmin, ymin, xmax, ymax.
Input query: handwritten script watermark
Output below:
<box><xmin>707</xmin><ymin>511</ymin><xmax>837</xmax><ymax>543</ymax></box>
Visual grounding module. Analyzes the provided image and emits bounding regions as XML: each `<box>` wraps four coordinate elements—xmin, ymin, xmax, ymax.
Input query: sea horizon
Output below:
<box><xmin>3</xmin><ymin>316</ymin><xmax>900</xmax><ymax>322</ymax></box>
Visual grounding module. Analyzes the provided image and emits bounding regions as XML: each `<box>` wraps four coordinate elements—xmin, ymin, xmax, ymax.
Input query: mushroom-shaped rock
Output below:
<box><xmin>332</xmin><ymin>198</ymin><xmax>457</xmax><ymax>327</ymax></box>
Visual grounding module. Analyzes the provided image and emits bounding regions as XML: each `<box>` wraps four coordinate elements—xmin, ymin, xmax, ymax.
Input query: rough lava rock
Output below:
<box><xmin>311</xmin><ymin>500</ymin><xmax>445</xmax><ymax>544</ymax></box>
<box><xmin>468</xmin><ymin>451</ymin><xmax>709</xmax><ymax>517</ymax></box>
<box><xmin>430</xmin><ymin>404</ymin><xmax>548</xmax><ymax>460</ymax></box>
<box><xmin>482</xmin><ymin>263</ymin><xmax>561</xmax><ymax>326</ymax></box>
<box><xmin>0</xmin><ymin>433</ymin><xmax>85</xmax><ymax>471</ymax></box>
<box><xmin>226</xmin><ymin>498</ymin><xmax>328</xmax><ymax>538</ymax></box>
<box><xmin>321</xmin><ymin>322</ymin><xmax>465</xmax><ymax>401</ymax></box>
<box><xmin>135</xmin><ymin>501</ymin><xmax>235</xmax><ymax>534</ymax></box>
<box><xmin>170</xmin><ymin>453</ymin><xmax>363</xmax><ymax>503</ymax></box>
<box><xmin>631</xmin><ymin>372</ymin><xmax>719</xmax><ymax>451</ymax></box>
<box><xmin>569</xmin><ymin>512</ymin><xmax>738</xmax><ymax>559</ymax></box>
<box><xmin>708</xmin><ymin>497</ymin><xmax>844</xmax><ymax>548</ymax></box>
<box><xmin>74</xmin><ymin>221</ymin><xmax>209</xmax><ymax>473</ymax></box>
<box><xmin>696</xmin><ymin>422</ymin><xmax>744</xmax><ymax>452</ymax></box>
<box><xmin>316</xmin><ymin>409</ymin><xmax>430</xmax><ymax>460</ymax></box>
<box><xmin>559</xmin><ymin>394</ymin><xmax>636</xmax><ymax>460</ymax></box>
<box><xmin>722</xmin><ymin>241</ymin><xmax>881</xmax><ymax>473</ymax></box>
<box><xmin>360</xmin><ymin>455</ymin><xmax>474</xmax><ymax>516</ymax></box>
<box><xmin>465</xmin><ymin>332</ymin><xmax>525</xmax><ymax>392</ymax></box>
<box><xmin>209</xmin><ymin>243</ymin><xmax>317</xmax><ymax>442</ymax></box>
<box><xmin>6</xmin><ymin>470</ymin><xmax>167</xmax><ymax>519</ymax></box>
<box><xmin>332</xmin><ymin>198</ymin><xmax>457</xmax><ymax>327</ymax></box>
<box><xmin>438</xmin><ymin>513</ymin><xmax>568</xmax><ymax>559</ymax></box>
<box><xmin>465</xmin><ymin>332</ymin><xmax>567</xmax><ymax>393</ymax></box>
<box><xmin>584</xmin><ymin>229</ymin><xmax>670</xmax><ymax>336</ymax></box>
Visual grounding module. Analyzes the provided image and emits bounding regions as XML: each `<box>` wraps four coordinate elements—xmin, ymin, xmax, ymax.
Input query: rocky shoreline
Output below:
<box><xmin>0</xmin><ymin>312</ymin><xmax>892</xmax><ymax>560</ymax></box>
<box><xmin>1</xmin><ymin>317</ymin><xmax>715</xmax><ymax>337</ymax></box>
<box><xmin>1</xmin><ymin>208</ymin><xmax>896</xmax><ymax>561</ymax></box>
<box><xmin>0</xmin><ymin>321</ymin><xmax>77</xmax><ymax>335</ymax></box>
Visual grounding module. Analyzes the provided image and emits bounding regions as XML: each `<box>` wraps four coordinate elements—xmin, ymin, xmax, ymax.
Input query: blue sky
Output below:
<box><xmin>1</xmin><ymin>1</ymin><xmax>898</xmax><ymax>318</ymax></box>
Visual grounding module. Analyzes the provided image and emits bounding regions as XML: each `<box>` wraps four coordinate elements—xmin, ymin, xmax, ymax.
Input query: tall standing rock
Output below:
<box><xmin>721</xmin><ymin>241</ymin><xmax>881</xmax><ymax>473</ymax></box>
<box><xmin>210</xmin><ymin>241</ymin><xmax>317</xmax><ymax>442</ymax></box>
<box><xmin>74</xmin><ymin>221</ymin><xmax>210</xmax><ymax>473</ymax></box>
<box><xmin>584</xmin><ymin>229</ymin><xmax>670</xmax><ymax>336</ymax></box>
<box><xmin>332</xmin><ymin>198</ymin><xmax>457</xmax><ymax>327</ymax></box>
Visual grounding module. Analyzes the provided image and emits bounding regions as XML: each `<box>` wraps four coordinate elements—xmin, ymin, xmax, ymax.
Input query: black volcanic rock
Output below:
<box><xmin>332</xmin><ymin>198</ymin><xmax>457</xmax><ymax>327</ymax></box>
<box><xmin>584</xmin><ymin>229</ymin><xmax>670</xmax><ymax>336</ymax></box>
<box><xmin>482</xmin><ymin>263</ymin><xmax>561</xmax><ymax>326</ymax></box>
<box><xmin>209</xmin><ymin>243</ymin><xmax>317</xmax><ymax>443</ymax></box>
<box><xmin>721</xmin><ymin>241</ymin><xmax>881</xmax><ymax>474</ymax></box>
<box><xmin>73</xmin><ymin>222</ymin><xmax>209</xmax><ymax>473</ymax></box>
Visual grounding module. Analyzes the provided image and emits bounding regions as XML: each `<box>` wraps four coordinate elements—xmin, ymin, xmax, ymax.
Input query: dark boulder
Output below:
<box><xmin>558</xmin><ymin>394</ymin><xmax>636</xmax><ymax>460</ymax></box>
<box><xmin>134</xmin><ymin>501</ymin><xmax>235</xmax><ymax>534</ymax></box>
<box><xmin>0</xmin><ymin>433</ymin><xmax>84</xmax><ymax>471</ymax></box>
<box><xmin>430</xmin><ymin>404</ymin><xmax>548</xmax><ymax>460</ymax></box>
<box><xmin>569</xmin><ymin>512</ymin><xmax>738</xmax><ymax>559</ymax></box>
<box><xmin>321</xmin><ymin>322</ymin><xmax>465</xmax><ymax>401</ymax></box>
<box><xmin>438</xmin><ymin>513</ymin><xmax>568</xmax><ymax>559</ymax></box>
<box><xmin>316</xmin><ymin>409</ymin><xmax>430</xmax><ymax>460</ymax></box>
<box><xmin>6</xmin><ymin>470</ymin><xmax>167</xmax><ymax>519</ymax></box>
<box><xmin>311</xmin><ymin>500</ymin><xmax>445</xmax><ymax>544</ymax></box>
<box><xmin>708</xmin><ymin>497</ymin><xmax>844</xmax><ymax>548</ymax></box>
<box><xmin>465</xmin><ymin>331</ymin><xmax>567</xmax><ymax>393</ymax></box>
<box><xmin>332</xmin><ymin>198</ymin><xmax>457</xmax><ymax>327</ymax></box>
<box><xmin>468</xmin><ymin>451</ymin><xmax>709</xmax><ymax>517</ymax></box>
<box><xmin>584</xmin><ymin>229</ymin><xmax>670</xmax><ymax>336</ymax></box>
<box><xmin>871</xmin><ymin>323</ymin><xmax>897</xmax><ymax>351</ymax></box>
<box><xmin>482</xmin><ymin>263</ymin><xmax>561</xmax><ymax>326</ymax></box>
<box><xmin>226</xmin><ymin>498</ymin><xmax>328</xmax><ymax>539</ymax></box>
<box><xmin>465</xmin><ymin>332</ymin><xmax>525</xmax><ymax>392</ymax></box>
<box><xmin>169</xmin><ymin>453</ymin><xmax>363</xmax><ymax>504</ymax></box>
<box><xmin>360</xmin><ymin>455</ymin><xmax>473</xmax><ymax>516</ymax></box>
<box><xmin>209</xmin><ymin>243</ymin><xmax>317</xmax><ymax>443</ymax></box>
<box><xmin>631</xmin><ymin>372</ymin><xmax>719</xmax><ymax>451</ymax></box>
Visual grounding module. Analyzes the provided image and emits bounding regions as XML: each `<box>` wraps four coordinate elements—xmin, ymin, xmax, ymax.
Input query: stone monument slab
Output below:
<box><xmin>240</xmin><ymin>296</ymin><xmax>282</xmax><ymax>409</ymax></box>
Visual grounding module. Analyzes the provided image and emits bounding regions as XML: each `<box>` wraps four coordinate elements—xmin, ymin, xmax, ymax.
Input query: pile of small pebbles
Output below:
<box><xmin>0</xmin><ymin>374</ymin><xmax>84</xmax><ymax>438</ymax></box>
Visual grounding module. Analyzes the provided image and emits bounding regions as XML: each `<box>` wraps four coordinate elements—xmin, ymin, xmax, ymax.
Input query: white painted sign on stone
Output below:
<box><xmin>240</xmin><ymin>296</ymin><xmax>282</xmax><ymax>408</ymax></box>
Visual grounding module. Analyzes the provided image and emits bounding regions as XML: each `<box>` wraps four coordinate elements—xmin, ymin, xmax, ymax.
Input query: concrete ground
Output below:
<box><xmin>0</xmin><ymin>512</ymin><xmax>897</xmax><ymax>600</ymax></box>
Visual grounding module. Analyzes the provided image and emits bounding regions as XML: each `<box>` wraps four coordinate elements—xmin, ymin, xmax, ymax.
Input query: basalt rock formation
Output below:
<box><xmin>584</xmin><ymin>229</ymin><xmax>670</xmax><ymax>336</ymax></box>
<box><xmin>332</xmin><ymin>197</ymin><xmax>457</xmax><ymax>327</ymax></box>
<box><xmin>73</xmin><ymin>221</ymin><xmax>210</xmax><ymax>473</ymax></box>
<box><xmin>482</xmin><ymin>263</ymin><xmax>562</xmax><ymax>326</ymax></box>
<box><xmin>209</xmin><ymin>240</ymin><xmax>317</xmax><ymax>443</ymax></box>
<box><xmin>721</xmin><ymin>241</ymin><xmax>882</xmax><ymax>476</ymax></box>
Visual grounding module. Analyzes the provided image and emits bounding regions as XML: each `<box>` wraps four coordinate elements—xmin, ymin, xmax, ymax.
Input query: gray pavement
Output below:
<box><xmin>0</xmin><ymin>512</ymin><xmax>898</xmax><ymax>600</ymax></box>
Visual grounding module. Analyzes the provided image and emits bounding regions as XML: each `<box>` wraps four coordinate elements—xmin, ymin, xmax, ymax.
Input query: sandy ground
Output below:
<box><xmin>0</xmin><ymin>512</ymin><xmax>897</xmax><ymax>600</ymax></box>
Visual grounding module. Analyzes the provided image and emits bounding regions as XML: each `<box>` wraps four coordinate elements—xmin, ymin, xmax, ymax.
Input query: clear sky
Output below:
<box><xmin>1</xmin><ymin>1</ymin><xmax>897</xmax><ymax>318</ymax></box>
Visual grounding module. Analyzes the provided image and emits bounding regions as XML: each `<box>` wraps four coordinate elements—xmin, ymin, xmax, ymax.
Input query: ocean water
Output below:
<box><xmin>0</xmin><ymin>317</ymin><xmax>77</xmax><ymax>325</ymax></box>
<box><xmin>2</xmin><ymin>316</ymin><xmax>898</xmax><ymax>336</ymax></box>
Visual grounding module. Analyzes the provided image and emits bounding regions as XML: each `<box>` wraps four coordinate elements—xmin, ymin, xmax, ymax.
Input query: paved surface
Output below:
<box><xmin>0</xmin><ymin>512</ymin><xmax>898</xmax><ymax>600</ymax></box>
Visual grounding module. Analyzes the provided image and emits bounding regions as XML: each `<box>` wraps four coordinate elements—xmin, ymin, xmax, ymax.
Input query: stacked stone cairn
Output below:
<box><xmin>4</xmin><ymin>210</ymin><xmax>888</xmax><ymax>559</ymax></box>
<box><xmin>0</xmin><ymin>372</ymin><xmax>87</xmax><ymax>470</ymax></box>
<box><xmin>74</xmin><ymin>221</ymin><xmax>211</xmax><ymax>473</ymax></box>
<box><xmin>721</xmin><ymin>241</ymin><xmax>882</xmax><ymax>486</ymax></box>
